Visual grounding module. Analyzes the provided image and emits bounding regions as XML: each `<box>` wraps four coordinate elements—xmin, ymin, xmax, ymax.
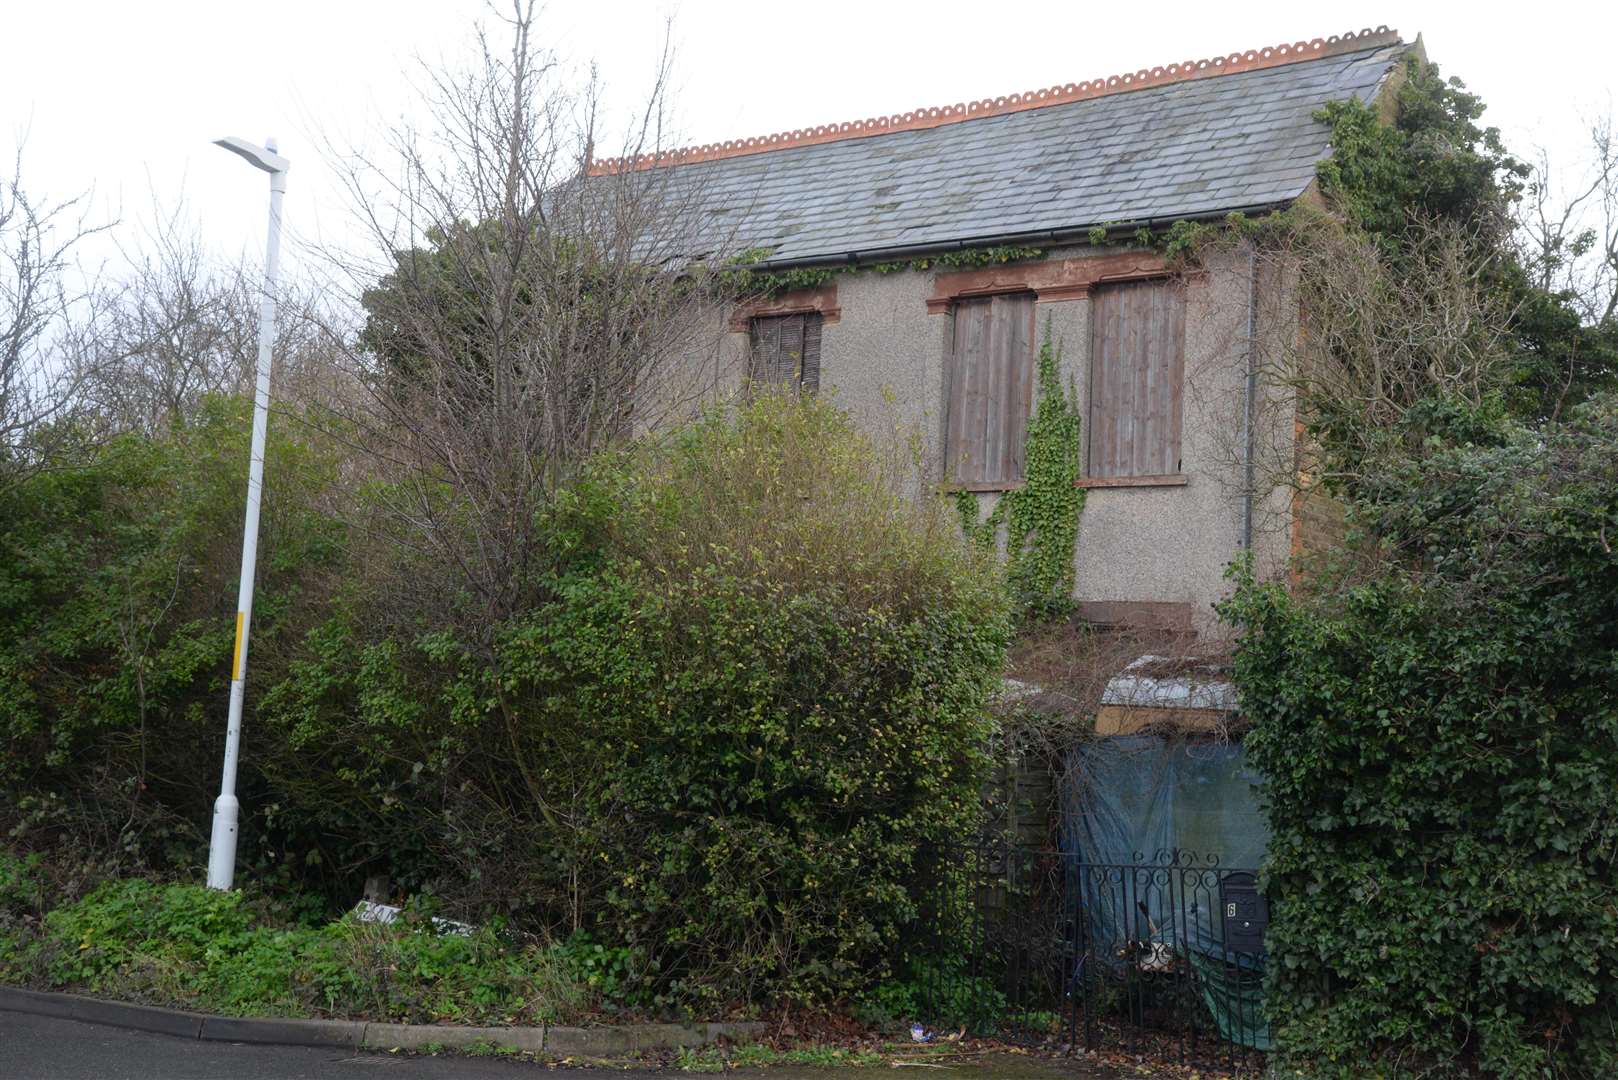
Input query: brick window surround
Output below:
<box><xmin>728</xmin><ymin>284</ymin><xmax>840</xmax><ymax>332</ymax></box>
<box><xmin>924</xmin><ymin>250</ymin><xmax>1175</xmax><ymax>312</ymax></box>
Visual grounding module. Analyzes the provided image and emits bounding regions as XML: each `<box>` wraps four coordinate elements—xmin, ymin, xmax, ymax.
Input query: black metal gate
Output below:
<box><xmin>912</xmin><ymin>843</ymin><xmax>1268</xmax><ymax>1073</ymax></box>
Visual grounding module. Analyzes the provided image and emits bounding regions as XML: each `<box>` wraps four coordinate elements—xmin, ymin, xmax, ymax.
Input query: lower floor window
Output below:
<box><xmin>748</xmin><ymin>312</ymin><xmax>822</xmax><ymax>393</ymax></box>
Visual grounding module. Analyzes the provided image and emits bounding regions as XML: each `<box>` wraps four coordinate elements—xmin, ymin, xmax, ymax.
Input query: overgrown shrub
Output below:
<box><xmin>0</xmin><ymin>851</ymin><xmax>42</xmax><ymax>917</ymax></box>
<box><xmin>0</xmin><ymin>397</ymin><xmax>344</xmax><ymax>873</ymax></box>
<box><xmin>1222</xmin><ymin>397</ymin><xmax>1618</xmax><ymax>1078</ymax></box>
<box><xmin>857</xmin><ymin>957</ymin><xmax>1007</xmax><ymax>1032</ymax></box>
<box><xmin>259</xmin><ymin>393</ymin><xmax>1009</xmax><ymax>1007</ymax></box>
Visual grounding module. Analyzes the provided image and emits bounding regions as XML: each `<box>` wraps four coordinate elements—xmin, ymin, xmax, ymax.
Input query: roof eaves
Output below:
<box><xmin>742</xmin><ymin>199</ymin><xmax>1298</xmax><ymax>272</ymax></box>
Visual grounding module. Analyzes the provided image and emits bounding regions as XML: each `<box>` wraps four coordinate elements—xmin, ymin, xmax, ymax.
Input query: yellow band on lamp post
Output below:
<box><xmin>231</xmin><ymin>612</ymin><xmax>246</xmax><ymax>680</ymax></box>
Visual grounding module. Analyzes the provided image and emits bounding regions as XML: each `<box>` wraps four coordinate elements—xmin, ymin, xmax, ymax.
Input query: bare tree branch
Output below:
<box><xmin>0</xmin><ymin>140</ymin><xmax>115</xmax><ymax>487</ymax></box>
<box><xmin>1516</xmin><ymin>108</ymin><xmax>1618</xmax><ymax>328</ymax></box>
<box><xmin>307</xmin><ymin>0</ymin><xmax>739</xmax><ymax>648</ymax></box>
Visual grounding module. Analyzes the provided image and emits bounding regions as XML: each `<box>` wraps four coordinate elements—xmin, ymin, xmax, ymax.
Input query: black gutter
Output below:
<box><xmin>740</xmin><ymin>201</ymin><xmax>1292</xmax><ymax>272</ymax></box>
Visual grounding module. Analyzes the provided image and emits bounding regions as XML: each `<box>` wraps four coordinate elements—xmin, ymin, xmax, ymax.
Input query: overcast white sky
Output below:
<box><xmin>3</xmin><ymin>0</ymin><xmax>1615</xmax><ymax>279</ymax></box>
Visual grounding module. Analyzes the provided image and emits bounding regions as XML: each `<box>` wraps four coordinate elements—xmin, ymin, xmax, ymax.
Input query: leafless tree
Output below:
<box><xmin>67</xmin><ymin>197</ymin><xmax>354</xmax><ymax>437</ymax></box>
<box><xmin>288</xmin><ymin>0</ymin><xmax>741</xmax><ymax>865</ymax></box>
<box><xmin>1189</xmin><ymin>207</ymin><xmax>1518</xmax><ymax>512</ymax></box>
<box><xmin>0</xmin><ymin>143</ymin><xmax>113</xmax><ymax>488</ymax></box>
<box><xmin>58</xmin><ymin>201</ymin><xmax>251</xmax><ymax>436</ymax></box>
<box><xmin>1517</xmin><ymin>111</ymin><xmax>1618</xmax><ymax>328</ymax></box>
<box><xmin>319</xmin><ymin>0</ymin><xmax>734</xmax><ymax>640</ymax></box>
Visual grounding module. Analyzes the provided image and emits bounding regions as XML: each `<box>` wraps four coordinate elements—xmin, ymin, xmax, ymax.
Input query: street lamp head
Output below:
<box><xmin>213</xmin><ymin>136</ymin><xmax>290</xmax><ymax>175</ymax></box>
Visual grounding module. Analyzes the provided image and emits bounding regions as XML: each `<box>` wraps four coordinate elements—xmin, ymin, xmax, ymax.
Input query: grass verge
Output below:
<box><xmin>0</xmin><ymin>854</ymin><xmax>606</xmax><ymax>1025</ymax></box>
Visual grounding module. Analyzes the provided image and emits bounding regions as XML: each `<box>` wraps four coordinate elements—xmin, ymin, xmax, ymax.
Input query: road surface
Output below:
<box><xmin>0</xmin><ymin>1009</ymin><xmax>1137</xmax><ymax>1079</ymax></box>
<box><xmin>0</xmin><ymin>1011</ymin><xmax>638</xmax><ymax>1079</ymax></box>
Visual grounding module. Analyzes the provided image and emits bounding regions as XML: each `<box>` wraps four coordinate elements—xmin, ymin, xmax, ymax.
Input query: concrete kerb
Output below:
<box><xmin>361</xmin><ymin>1022</ymin><xmax>546</xmax><ymax>1053</ymax></box>
<box><xmin>202</xmin><ymin>1015</ymin><xmax>367</xmax><ymax>1048</ymax></box>
<box><xmin>0</xmin><ymin>987</ymin><xmax>205</xmax><ymax>1040</ymax></box>
<box><xmin>0</xmin><ymin>987</ymin><xmax>766</xmax><ymax>1058</ymax></box>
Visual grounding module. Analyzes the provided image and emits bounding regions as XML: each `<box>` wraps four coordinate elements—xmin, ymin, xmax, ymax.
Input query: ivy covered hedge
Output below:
<box><xmin>1221</xmin><ymin>398</ymin><xmax>1618</xmax><ymax>1078</ymax></box>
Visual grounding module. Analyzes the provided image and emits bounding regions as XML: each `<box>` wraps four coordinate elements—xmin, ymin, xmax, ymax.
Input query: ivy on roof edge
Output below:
<box><xmin>719</xmin><ymin>244</ymin><xmax>1047</xmax><ymax>299</ymax></box>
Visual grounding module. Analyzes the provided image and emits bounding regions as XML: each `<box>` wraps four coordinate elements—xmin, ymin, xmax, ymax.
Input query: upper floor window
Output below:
<box><xmin>945</xmin><ymin>292</ymin><xmax>1034</xmax><ymax>489</ymax></box>
<box><xmin>748</xmin><ymin>312</ymin><xmax>821</xmax><ymax>394</ymax></box>
<box><xmin>1086</xmin><ymin>278</ymin><xmax>1186</xmax><ymax>479</ymax></box>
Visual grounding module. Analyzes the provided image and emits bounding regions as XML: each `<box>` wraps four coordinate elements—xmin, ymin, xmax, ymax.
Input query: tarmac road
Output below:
<box><xmin>0</xmin><ymin>1011</ymin><xmax>634</xmax><ymax>1080</ymax></box>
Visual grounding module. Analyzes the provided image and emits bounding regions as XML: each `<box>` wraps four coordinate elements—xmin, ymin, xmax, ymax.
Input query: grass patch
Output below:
<box><xmin>0</xmin><ymin>870</ymin><xmax>596</xmax><ymax>1025</ymax></box>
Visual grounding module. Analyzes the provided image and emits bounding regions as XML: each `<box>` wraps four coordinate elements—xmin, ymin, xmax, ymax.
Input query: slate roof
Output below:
<box><xmin>622</xmin><ymin>33</ymin><xmax>1411</xmax><ymax>267</ymax></box>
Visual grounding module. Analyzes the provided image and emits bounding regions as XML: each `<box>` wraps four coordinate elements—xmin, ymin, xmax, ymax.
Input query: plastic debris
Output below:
<box><xmin>353</xmin><ymin>899</ymin><xmax>473</xmax><ymax>936</ymax></box>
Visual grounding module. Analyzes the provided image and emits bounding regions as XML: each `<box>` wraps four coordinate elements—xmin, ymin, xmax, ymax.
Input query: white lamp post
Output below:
<box><xmin>207</xmin><ymin>136</ymin><xmax>289</xmax><ymax>891</ymax></box>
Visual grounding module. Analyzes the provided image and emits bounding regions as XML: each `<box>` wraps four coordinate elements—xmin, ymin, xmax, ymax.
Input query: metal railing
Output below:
<box><xmin>909</xmin><ymin>842</ymin><xmax>1268</xmax><ymax>1073</ymax></box>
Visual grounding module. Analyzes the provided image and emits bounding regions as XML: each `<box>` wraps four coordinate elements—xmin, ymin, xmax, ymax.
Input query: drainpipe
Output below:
<box><xmin>1240</xmin><ymin>244</ymin><xmax>1259</xmax><ymax>551</ymax></box>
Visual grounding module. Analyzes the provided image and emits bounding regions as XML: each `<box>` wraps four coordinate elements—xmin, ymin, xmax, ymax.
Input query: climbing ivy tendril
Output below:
<box><xmin>956</xmin><ymin>321</ymin><xmax>1085</xmax><ymax>620</ymax></box>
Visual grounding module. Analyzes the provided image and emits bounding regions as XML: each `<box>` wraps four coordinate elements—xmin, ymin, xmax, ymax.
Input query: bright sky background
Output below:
<box><xmin>3</xmin><ymin>0</ymin><xmax>1615</xmax><ymax>283</ymax></box>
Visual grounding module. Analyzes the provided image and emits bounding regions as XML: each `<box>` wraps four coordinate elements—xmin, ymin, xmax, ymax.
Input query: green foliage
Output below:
<box><xmin>1314</xmin><ymin>59</ymin><xmax>1526</xmax><ymax>243</ymax></box>
<box><xmin>721</xmin><ymin>245</ymin><xmax>1043</xmax><ymax>298</ymax></box>
<box><xmin>1221</xmin><ymin>397</ymin><xmax>1618</xmax><ymax>1077</ymax></box>
<box><xmin>5</xmin><ymin>873</ymin><xmax>590</xmax><ymax>1024</ymax></box>
<box><xmin>956</xmin><ymin>324</ymin><xmax>1085</xmax><ymax>618</ymax></box>
<box><xmin>360</xmin><ymin>221</ymin><xmax>663</xmax><ymax>398</ymax></box>
<box><xmin>717</xmin><ymin>248</ymin><xmax>840</xmax><ymax>296</ymax></box>
<box><xmin>530</xmin><ymin>395</ymin><xmax>1008</xmax><ymax>1005</ymax></box>
<box><xmin>0</xmin><ymin>852</ymin><xmax>42</xmax><ymax>917</ymax></box>
<box><xmin>1312</xmin><ymin>59</ymin><xmax>1613</xmax><ymax>419</ymax></box>
<box><xmin>902</xmin><ymin>245</ymin><xmax>1046</xmax><ymax>273</ymax></box>
<box><xmin>41</xmin><ymin>878</ymin><xmax>256</xmax><ymax>988</ymax></box>
<box><xmin>1158</xmin><ymin>216</ymin><xmax>1227</xmax><ymax>261</ymax></box>
<box><xmin>3</xmin><ymin>327</ymin><xmax>1007</xmax><ymax>1016</ymax></box>
<box><xmin>0</xmin><ymin>397</ymin><xmax>345</xmax><ymax>870</ymax></box>
<box><xmin>858</xmin><ymin>957</ymin><xmax>1007</xmax><ymax>1032</ymax></box>
<box><xmin>1157</xmin><ymin>56</ymin><xmax>1612</xmax><ymax>431</ymax></box>
<box><xmin>551</xmin><ymin>932</ymin><xmax>651</xmax><ymax>1010</ymax></box>
<box><xmin>254</xmin><ymin>394</ymin><xmax>1010</xmax><ymax>1008</ymax></box>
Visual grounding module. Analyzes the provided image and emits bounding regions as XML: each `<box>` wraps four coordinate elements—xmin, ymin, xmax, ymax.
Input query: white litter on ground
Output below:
<box><xmin>353</xmin><ymin>899</ymin><xmax>473</xmax><ymax>936</ymax></box>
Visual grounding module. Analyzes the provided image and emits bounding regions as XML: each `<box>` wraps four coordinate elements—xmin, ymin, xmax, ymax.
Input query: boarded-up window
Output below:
<box><xmin>1087</xmin><ymin>279</ymin><xmax>1186</xmax><ymax>478</ymax></box>
<box><xmin>748</xmin><ymin>313</ymin><xmax>821</xmax><ymax>393</ymax></box>
<box><xmin>945</xmin><ymin>293</ymin><xmax>1034</xmax><ymax>488</ymax></box>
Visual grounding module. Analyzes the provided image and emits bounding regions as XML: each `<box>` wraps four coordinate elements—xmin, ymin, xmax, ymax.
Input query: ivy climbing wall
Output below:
<box><xmin>660</xmin><ymin>243</ymin><xmax>1294</xmax><ymax>632</ymax></box>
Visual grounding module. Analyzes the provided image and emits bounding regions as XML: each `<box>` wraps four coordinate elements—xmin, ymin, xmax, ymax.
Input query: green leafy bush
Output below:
<box><xmin>42</xmin><ymin>879</ymin><xmax>256</xmax><ymax>987</ymax></box>
<box><xmin>0</xmin><ymin>397</ymin><xmax>344</xmax><ymax>872</ymax></box>
<box><xmin>1222</xmin><ymin>397</ymin><xmax>1618</xmax><ymax>1078</ymax></box>
<box><xmin>4</xmin><ymin>391</ymin><xmax>1006</xmax><ymax>1013</ymax></box>
<box><xmin>260</xmin><ymin>394</ymin><xmax>1008</xmax><ymax>1007</ymax></box>
<box><xmin>0</xmin><ymin>851</ymin><xmax>42</xmax><ymax>917</ymax></box>
<box><xmin>536</xmin><ymin>395</ymin><xmax>1008</xmax><ymax>1005</ymax></box>
<box><xmin>858</xmin><ymin>957</ymin><xmax>1007</xmax><ymax>1032</ymax></box>
<box><xmin>552</xmin><ymin>931</ymin><xmax>650</xmax><ymax>1009</ymax></box>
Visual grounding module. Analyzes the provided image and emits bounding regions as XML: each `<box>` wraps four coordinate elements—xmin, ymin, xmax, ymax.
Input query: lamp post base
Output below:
<box><xmin>206</xmin><ymin>794</ymin><xmax>239</xmax><ymax>890</ymax></box>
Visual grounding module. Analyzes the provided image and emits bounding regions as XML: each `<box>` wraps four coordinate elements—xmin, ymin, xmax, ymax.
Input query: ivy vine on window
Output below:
<box><xmin>955</xmin><ymin>320</ymin><xmax>1085</xmax><ymax>619</ymax></box>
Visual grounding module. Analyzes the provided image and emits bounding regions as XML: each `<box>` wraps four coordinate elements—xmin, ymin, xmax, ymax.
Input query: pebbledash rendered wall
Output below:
<box><xmin>681</xmin><ymin>245</ymin><xmax>1295</xmax><ymax>635</ymax></box>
